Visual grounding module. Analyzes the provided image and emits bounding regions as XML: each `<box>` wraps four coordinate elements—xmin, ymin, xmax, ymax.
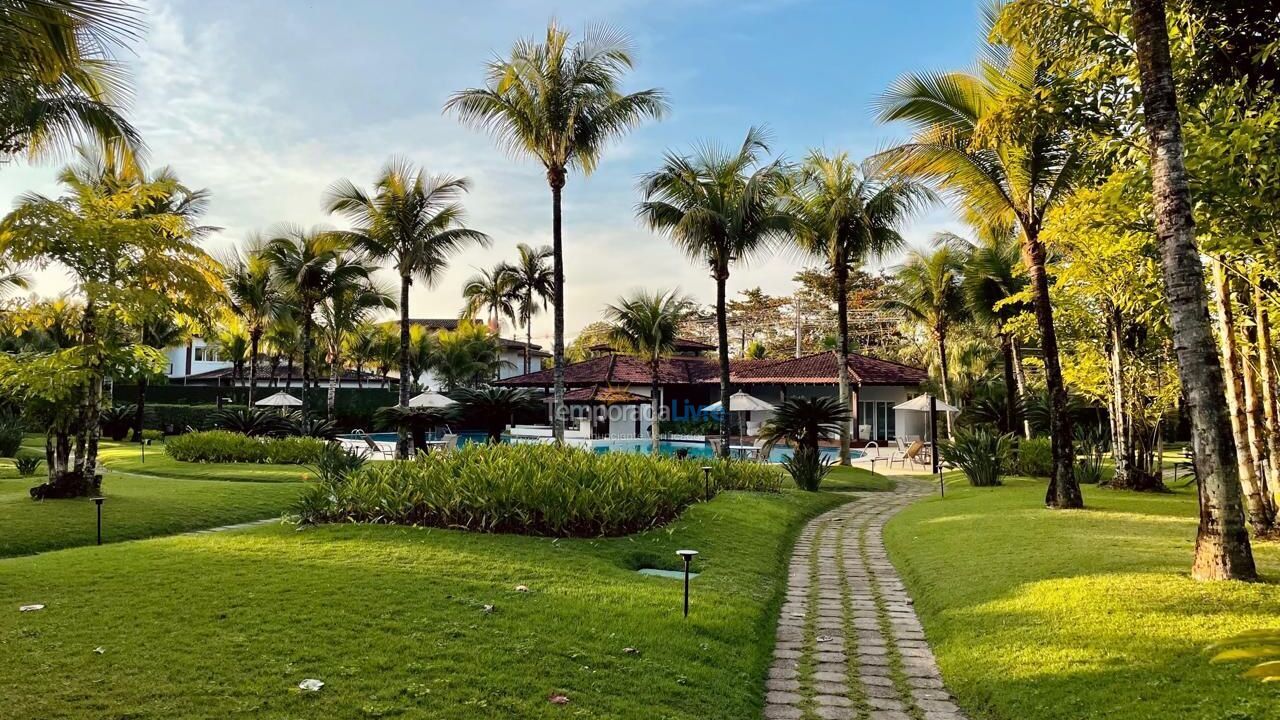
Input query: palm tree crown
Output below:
<box><xmin>461</xmin><ymin>265</ymin><xmax>516</xmax><ymax>331</ymax></box>
<box><xmin>502</xmin><ymin>243</ymin><xmax>554</xmax><ymax>374</ymax></box>
<box><xmin>604</xmin><ymin>288</ymin><xmax>694</xmax><ymax>454</ymax></box>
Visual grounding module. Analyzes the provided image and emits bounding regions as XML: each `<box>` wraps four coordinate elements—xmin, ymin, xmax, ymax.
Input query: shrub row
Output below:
<box><xmin>1012</xmin><ymin>436</ymin><xmax>1053</xmax><ymax>477</ymax></box>
<box><xmin>164</xmin><ymin>430</ymin><xmax>328</xmax><ymax>464</ymax></box>
<box><xmin>293</xmin><ymin>443</ymin><xmax>783</xmax><ymax>537</ymax></box>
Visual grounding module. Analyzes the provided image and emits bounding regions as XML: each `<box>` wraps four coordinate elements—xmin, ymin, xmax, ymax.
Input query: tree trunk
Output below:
<box><xmin>1011</xmin><ymin>342</ymin><xmax>1033</xmax><ymax>439</ymax></box>
<box><xmin>1254</xmin><ymin>283</ymin><xmax>1280</xmax><ymax>512</ymax></box>
<box><xmin>1020</xmin><ymin>228</ymin><xmax>1081</xmax><ymax>509</ymax></box>
<box><xmin>397</xmin><ymin>272</ymin><xmax>413</xmax><ymax>459</ymax></box>
<box><xmin>1107</xmin><ymin>305</ymin><xmax>1131</xmax><ymax>486</ymax></box>
<box><xmin>835</xmin><ymin>263</ymin><xmax>852</xmax><ymax>464</ymax></box>
<box><xmin>935</xmin><ymin>325</ymin><xmax>953</xmax><ymax>439</ymax></box>
<box><xmin>1131</xmin><ymin>0</ymin><xmax>1256</xmax><ymax>580</ymax></box>
<box><xmin>285</xmin><ymin>356</ymin><xmax>294</xmax><ymax>389</ymax></box>
<box><xmin>327</xmin><ymin>341</ymin><xmax>339</xmax><ymax>422</ymax></box>
<box><xmin>651</xmin><ymin>359</ymin><xmax>662</xmax><ymax>454</ymax></box>
<box><xmin>715</xmin><ymin>267</ymin><xmax>731</xmax><ymax>458</ymax></box>
<box><xmin>1242</xmin><ymin>296</ymin><xmax>1278</xmax><ymax>533</ymax></box>
<box><xmin>1213</xmin><ymin>260</ymin><xmax>1270</xmax><ymax>532</ymax></box>
<box><xmin>524</xmin><ymin>294</ymin><xmax>533</xmax><ymax>375</ymax></box>
<box><xmin>248</xmin><ymin>326</ymin><xmax>261</xmax><ymax>406</ymax></box>
<box><xmin>550</xmin><ymin>175</ymin><xmax>567</xmax><ymax>444</ymax></box>
<box><xmin>999</xmin><ymin>330</ymin><xmax>1019</xmax><ymax>435</ymax></box>
<box><xmin>300</xmin><ymin>307</ymin><xmax>313</xmax><ymax>422</ymax></box>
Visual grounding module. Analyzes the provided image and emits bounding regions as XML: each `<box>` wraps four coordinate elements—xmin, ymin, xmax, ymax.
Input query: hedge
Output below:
<box><xmin>164</xmin><ymin>431</ymin><xmax>328</xmax><ymax>464</ymax></box>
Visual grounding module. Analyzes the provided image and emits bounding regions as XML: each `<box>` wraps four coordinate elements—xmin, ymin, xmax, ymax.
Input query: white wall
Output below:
<box><xmin>164</xmin><ymin>337</ymin><xmax>233</xmax><ymax>379</ymax></box>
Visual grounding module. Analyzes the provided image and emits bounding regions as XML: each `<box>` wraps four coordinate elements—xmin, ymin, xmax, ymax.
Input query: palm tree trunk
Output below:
<box><xmin>73</xmin><ymin>300</ymin><xmax>102</xmax><ymax>494</ymax></box>
<box><xmin>1107</xmin><ymin>305</ymin><xmax>1131</xmax><ymax>486</ymax></box>
<box><xmin>1131</xmin><ymin>0</ymin><xmax>1256</xmax><ymax>580</ymax></box>
<box><xmin>1021</xmin><ymin>230</ymin><xmax>1081</xmax><ymax>509</ymax></box>
<box><xmin>397</xmin><ymin>272</ymin><xmax>413</xmax><ymax>459</ymax></box>
<box><xmin>935</xmin><ymin>325</ymin><xmax>953</xmax><ymax>439</ymax></box>
<box><xmin>300</xmin><ymin>307</ymin><xmax>313</xmax><ymax>422</ymax></box>
<box><xmin>1214</xmin><ymin>260</ymin><xmax>1267</xmax><ymax>531</ymax></box>
<box><xmin>327</xmin><ymin>339</ymin><xmax>340</xmax><ymax>421</ymax></box>
<box><xmin>1011</xmin><ymin>342</ymin><xmax>1033</xmax><ymax>439</ymax></box>
<box><xmin>524</xmin><ymin>293</ymin><xmax>533</xmax><ymax>375</ymax></box>
<box><xmin>285</xmin><ymin>356</ymin><xmax>294</xmax><ymax>389</ymax></box>
<box><xmin>1242</xmin><ymin>317</ymin><xmax>1276</xmax><ymax>533</ymax></box>
<box><xmin>715</xmin><ymin>267</ymin><xmax>731</xmax><ymax>458</ymax></box>
<box><xmin>248</xmin><ymin>327</ymin><xmax>261</xmax><ymax>406</ymax></box>
<box><xmin>550</xmin><ymin>175</ymin><xmax>567</xmax><ymax>444</ymax></box>
<box><xmin>1254</xmin><ymin>284</ymin><xmax>1280</xmax><ymax>510</ymax></box>
<box><xmin>835</xmin><ymin>263</ymin><xmax>852</xmax><ymax>464</ymax></box>
<box><xmin>651</xmin><ymin>359</ymin><xmax>662</xmax><ymax>454</ymax></box>
<box><xmin>998</xmin><ymin>330</ymin><xmax>1019</xmax><ymax>435</ymax></box>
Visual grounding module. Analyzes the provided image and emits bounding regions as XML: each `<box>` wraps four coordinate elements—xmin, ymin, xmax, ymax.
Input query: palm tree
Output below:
<box><xmin>263</xmin><ymin>312</ymin><xmax>301</xmax><ymax>389</ymax></box>
<box><xmin>887</xmin><ymin>244</ymin><xmax>966</xmax><ymax>437</ymax></box>
<box><xmin>427</xmin><ymin>321</ymin><xmax>510</xmax><ymax>392</ymax></box>
<box><xmin>325</xmin><ymin>158</ymin><xmax>489</xmax><ymax>458</ymax></box>
<box><xmin>446</xmin><ymin>21</ymin><xmax>668</xmax><ymax>443</ymax></box>
<box><xmin>317</xmin><ymin>265</ymin><xmax>395</xmax><ymax>419</ymax></box>
<box><xmin>502</xmin><ymin>243</ymin><xmax>554</xmax><ymax>374</ymax></box>
<box><xmin>221</xmin><ymin>235</ymin><xmax>282</xmax><ymax>406</ymax></box>
<box><xmin>344</xmin><ymin>323</ymin><xmax>380</xmax><ymax>389</ymax></box>
<box><xmin>370</xmin><ymin>322</ymin><xmax>399</xmax><ymax>389</ymax></box>
<box><xmin>875</xmin><ymin>33</ymin><xmax>1084</xmax><ymax>508</ymax></box>
<box><xmin>956</xmin><ymin>226</ymin><xmax>1030</xmax><ymax>438</ymax></box>
<box><xmin>461</xmin><ymin>265</ymin><xmax>516</xmax><ymax>332</ymax></box>
<box><xmin>1129</xmin><ymin>0</ymin><xmax>1256</xmax><ymax>580</ymax></box>
<box><xmin>759</xmin><ymin>397</ymin><xmax>850</xmax><ymax>491</ymax></box>
<box><xmin>210</xmin><ymin>317</ymin><xmax>250</xmax><ymax>387</ymax></box>
<box><xmin>786</xmin><ymin>151</ymin><xmax>934</xmax><ymax>463</ymax></box>
<box><xmin>0</xmin><ymin>0</ymin><xmax>144</xmax><ymax>163</ymax></box>
<box><xmin>604</xmin><ymin>289</ymin><xmax>695</xmax><ymax>453</ymax></box>
<box><xmin>638</xmin><ymin>128</ymin><xmax>792</xmax><ymax>457</ymax></box>
<box><xmin>453</xmin><ymin>386</ymin><xmax>542</xmax><ymax>443</ymax></box>
<box><xmin>263</xmin><ymin>226</ymin><xmax>370</xmax><ymax>421</ymax></box>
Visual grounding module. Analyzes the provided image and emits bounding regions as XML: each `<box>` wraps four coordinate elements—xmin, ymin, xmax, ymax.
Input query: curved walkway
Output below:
<box><xmin>765</xmin><ymin>481</ymin><xmax>966</xmax><ymax>720</ymax></box>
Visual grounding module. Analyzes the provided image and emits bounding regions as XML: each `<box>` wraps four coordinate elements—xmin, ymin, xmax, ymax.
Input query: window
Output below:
<box><xmin>858</xmin><ymin>400</ymin><xmax>897</xmax><ymax>442</ymax></box>
<box><xmin>193</xmin><ymin>346</ymin><xmax>221</xmax><ymax>362</ymax></box>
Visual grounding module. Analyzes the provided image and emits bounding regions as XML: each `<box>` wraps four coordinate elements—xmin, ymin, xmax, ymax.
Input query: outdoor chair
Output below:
<box><xmin>891</xmin><ymin>440</ymin><xmax>925</xmax><ymax>469</ymax></box>
<box><xmin>362</xmin><ymin>435</ymin><xmax>395</xmax><ymax>461</ymax></box>
<box><xmin>437</xmin><ymin>434</ymin><xmax>458</xmax><ymax>455</ymax></box>
<box><xmin>888</xmin><ymin>437</ymin><xmax>909</xmax><ymax>467</ymax></box>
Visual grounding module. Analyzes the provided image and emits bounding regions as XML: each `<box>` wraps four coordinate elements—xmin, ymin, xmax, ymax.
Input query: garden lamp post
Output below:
<box><xmin>701</xmin><ymin>466</ymin><xmax>713</xmax><ymax>500</ymax></box>
<box><xmin>92</xmin><ymin>497</ymin><xmax>105</xmax><ymax>545</ymax></box>
<box><xmin>676</xmin><ymin>549</ymin><xmax>698</xmax><ymax>617</ymax></box>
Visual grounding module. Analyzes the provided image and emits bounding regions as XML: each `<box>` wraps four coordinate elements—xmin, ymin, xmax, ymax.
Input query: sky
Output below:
<box><xmin>0</xmin><ymin>0</ymin><xmax>982</xmax><ymax>347</ymax></box>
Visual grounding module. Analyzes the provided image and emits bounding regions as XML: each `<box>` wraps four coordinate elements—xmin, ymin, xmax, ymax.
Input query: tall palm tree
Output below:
<box><xmin>210</xmin><ymin>317</ymin><xmax>250</xmax><ymax>387</ymax></box>
<box><xmin>875</xmin><ymin>32</ymin><xmax>1084</xmax><ymax>508</ymax></box>
<box><xmin>344</xmin><ymin>323</ymin><xmax>380</xmax><ymax>388</ymax></box>
<box><xmin>1129</xmin><ymin>0</ymin><xmax>1256</xmax><ymax>580</ymax></box>
<box><xmin>221</xmin><ymin>235</ymin><xmax>282</xmax><ymax>405</ymax></box>
<box><xmin>447</xmin><ymin>21</ymin><xmax>668</xmax><ymax>443</ymax></box>
<box><xmin>637</xmin><ymin>128</ymin><xmax>792</xmax><ymax>457</ymax></box>
<box><xmin>325</xmin><ymin>158</ymin><xmax>489</xmax><ymax>458</ymax></box>
<box><xmin>786</xmin><ymin>151</ymin><xmax>935</xmax><ymax>463</ymax></box>
<box><xmin>0</xmin><ymin>0</ymin><xmax>144</xmax><ymax>163</ymax></box>
<box><xmin>317</xmin><ymin>267</ymin><xmax>395</xmax><ymax>419</ymax></box>
<box><xmin>263</xmin><ymin>312</ymin><xmax>301</xmax><ymax>389</ymax></box>
<box><xmin>461</xmin><ymin>265</ymin><xmax>516</xmax><ymax>332</ymax></box>
<box><xmin>887</xmin><ymin>244</ymin><xmax>966</xmax><ymax>437</ymax></box>
<box><xmin>502</xmin><ymin>243</ymin><xmax>554</xmax><ymax>374</ymax></box>
<box><xmin>604</xmin><ymin>288</ymin><xmax>695</xmax><ymax>453</ymax></box>
<box><xmin>956</xmin><ymin>226</ymin><xmax>1030</xmax><ymax>438</ymax></box>
<box><xmin>263</xmin><ymin>226</ymin><xmax>369</xmax><ymax>421</ymax></box>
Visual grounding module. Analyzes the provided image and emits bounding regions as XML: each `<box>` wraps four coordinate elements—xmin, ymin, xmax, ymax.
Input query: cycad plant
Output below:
<box><xmin>447</xmin><ymin>21</ymin><xmax>667</xmax><ymax>442</ymax></box>
<box><xmin>604</xmin><ymin>288</ymin><xmax>695</xmax><ymax>453</ymax></box>
<box><xmin>325</xmin><ymin>158</ymin><xmax>489</xmax><ymax>457</ymax></box>
<box><xmin>638</xmin><ymin>127</ymin><xmax>792</xmax><ymax>456</ymax></box>
<box><xmin>452</xmin><ymin>386</ymin><xmax>542</xmax><ymax>443</ymax></box>
<box><xmin>876</xmin><ymin>22</ymin><xmax>1084</xmax><ymax>508</ymax></box>
<box><xmin>759</xmin><ymin>396</ymin><xmax>849</xmax><ymax>491</ymax></box>
<box><xmin>786</xmin><ymin>151</ymin><xmax>934</xmax><ymax>463</ymax></box>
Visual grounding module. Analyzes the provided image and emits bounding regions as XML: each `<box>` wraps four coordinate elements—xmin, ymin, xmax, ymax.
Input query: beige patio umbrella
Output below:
<box><xmin>409</xmin><ymin>391</ymin><xmax>457</xmax><ymax>408</ymax></box>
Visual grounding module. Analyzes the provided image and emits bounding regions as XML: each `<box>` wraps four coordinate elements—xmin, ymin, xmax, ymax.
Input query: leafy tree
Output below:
<box><xmin>501</xmin><ymin>243</ymin><xmax>554</xmax><ymax>374</ymax></box>
<box><xmin>0</xmin><ymin>0</ymin><xmax>144</xmax><ymax>163</ymax></box>
<box><xmin>638</xmin><ymin>127</ymin><xmax>791</xmax><ymax>456</ymax></box>
<box><xmin>787</xmin><ymin>151</ymin><xmax>933</xmax><ymax>462</ymax></box>
<box><xmin>427</xmin><ymin>320</ymin><xmax>508</xmax><ymax>392</ymax></box>
<box><xmin>566</xmin><ymin>320</ymin><xmax>615</xmax><ymax>363</ymax></box>
<box><xmin>325</xmin><ymin>158</ymin><xmax>489</xmax><ymax>458</ymax></box>
<box><xmin>876</xmin><ymin>22</ymin><xmax>1085</xmax><ymax>509</ymax></box>
<box><xmin>604</xmin><ymin>288</ymin><xmax>695</xmax><ymax>452</ymax></box>
<box><xmin>447</xmin><ymin>21</ymin><xmax>668</xmax><ymax>443</ymax></box>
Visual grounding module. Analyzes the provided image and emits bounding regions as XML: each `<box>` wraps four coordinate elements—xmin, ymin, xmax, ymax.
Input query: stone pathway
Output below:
<box><xmin>765</xmin><ymin>482</ymin><xmax>966</xmax><ymax>720</ymax></box>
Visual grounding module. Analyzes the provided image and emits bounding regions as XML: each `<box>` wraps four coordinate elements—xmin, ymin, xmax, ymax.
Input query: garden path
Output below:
<box><xmin>765</xmin><ymin>481</ymin><xmax>967</xmax><ymax>720</ymax></box>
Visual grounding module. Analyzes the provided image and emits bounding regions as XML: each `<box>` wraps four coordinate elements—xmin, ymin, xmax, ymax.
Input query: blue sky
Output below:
<box><xmin>1</xmin><ymin>0</ymin><xmax>982</xmax><ymax>344</ymax></box>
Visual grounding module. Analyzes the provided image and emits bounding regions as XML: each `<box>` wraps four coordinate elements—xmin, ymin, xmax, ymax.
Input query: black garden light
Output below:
<box><xmin>700</xmin><ymin>466</ymin><xmax>713</xmax><ymax>500</ymax></box>
<box><xmin>91</xmin><ymin>496</ymin><xmax>105</xmax><ymax>545</ymax></box>
<box><xmin>676</xmin><ymin>549</ymin><xmax>698</xmax><ymax>617</ymax></box>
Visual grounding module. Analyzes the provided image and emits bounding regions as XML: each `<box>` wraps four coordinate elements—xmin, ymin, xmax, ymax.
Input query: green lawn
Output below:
<box><xmin>1</xmin><ymin>439</ymin><xmax>308</xmax><ymax>557</ymax></box>
<box><xmin>818</xmin><ymin>464</ymin><xmax>896</xmax><ymax>492</ymax></box>
<box><xmin>884</xmin><ymin>475</ymin><xmax>1280</xmax><ymax>720</ymax></box>
<box><xmin>0</xmin><ymin>489</ymin><xmax>846</xmax><ymax>719</ymax></box>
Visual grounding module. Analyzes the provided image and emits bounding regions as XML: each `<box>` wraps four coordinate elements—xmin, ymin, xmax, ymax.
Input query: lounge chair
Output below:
<box><xmin>708</xmin><ymin>436</ymin><xmax>724</xmax><ymax>457</ymax></box>
<box><xmin>891</xmin><ymin>440</ymin><xmax>925</xmax><ymax>469</ymax></box>
<box><xmin>888</xmin><ymin>437</ymin><xmax>909</xmax><ymax>468</ymax></box>
<box><xmin>437</xmin><ymin>433</ymin><xmax>458</xmax><ymax>455</ymax></box>
<box><xmin>362</xmin><ymin>435</ymin><xmax>395</xmax><ymax>461</ymax></box>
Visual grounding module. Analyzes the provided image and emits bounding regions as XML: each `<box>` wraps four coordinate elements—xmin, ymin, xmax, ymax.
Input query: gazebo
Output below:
<box><xmin>557</xmin><ymin>386</ymin><xmax>651</xmax><ymax>438</ymax></box>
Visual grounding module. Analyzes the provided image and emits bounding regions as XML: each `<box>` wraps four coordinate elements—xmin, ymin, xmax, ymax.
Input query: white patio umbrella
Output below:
<box><xmin>409</xmin><ymin>391</ymin><xmax>457</xmax><ymax>408</ymax></box>
<box><xmin>893</xmin><ymin>394</ymin><xmax>960</xmax><ymax>413</ymax></box>
<box><xmin>254</xmin><ymin>391</ymin><xmax>302</xmax><ymax>408</ymax></box>
<box><xmin>703</xmin><ymin>391</ymin><xmax>776</xmax><ymax>452</ymax></box>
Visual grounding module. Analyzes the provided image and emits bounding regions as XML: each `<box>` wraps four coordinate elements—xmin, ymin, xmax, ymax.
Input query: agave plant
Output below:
<box><xmin>211</xmin><ymin>407</ymin><xmax>289</xmax><ymax>438</ymax></box>
<box><xmin>759</xmin><ymin>397</ymin><xmax>850</xmax><ymax>492</ymax></box>
<box><xmin>453</xmin><ymin>386</ymin><xmax>543</xmax><ymax>443</ymax></box>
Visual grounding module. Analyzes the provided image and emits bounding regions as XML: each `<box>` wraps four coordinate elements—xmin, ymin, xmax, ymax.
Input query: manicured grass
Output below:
<box><xmin>0</xmin><ymin>489</ymin><xmax>846</xmax><ymax>719</ymax></box>
<box><xmin>884</xmin><ymin>475</ymin><xmax>1280</xmax><ymax>720</ymax></box>
<box><xmin>817</xmin><ymin>464</ymin><xmax>896</xmax><ymax>492</ymax></box>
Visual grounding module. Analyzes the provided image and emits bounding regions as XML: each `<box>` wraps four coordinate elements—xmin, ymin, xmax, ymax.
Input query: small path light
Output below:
<box><xmin>91</xmin><ymin>497</ymin><xmax>105</xmax><ymax>545</ymax></box>
<box><xmin>676</xmin><ymin>549</ymin><xmax>699</xmax><ymax>618</ymax></box>
<box><xmin>700</xmin><ymin>466</ymin><xmax>713</xmax><ymax>500</ymax></box>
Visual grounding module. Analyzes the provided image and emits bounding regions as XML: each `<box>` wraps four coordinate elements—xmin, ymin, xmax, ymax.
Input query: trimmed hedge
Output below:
<box><xmin>293</xmin><ymin>443</ymin><xmax>784</xmax><ymax>537</ymax></box>
<box><xmin>144</xmin><ymin>404</ymin><xmax>222</xmax><ymax>433</ymax></box>
<box><xmin>165</xmin><ymin>430</ymin><xmax>328</xmax><ymax>464</ymax></box>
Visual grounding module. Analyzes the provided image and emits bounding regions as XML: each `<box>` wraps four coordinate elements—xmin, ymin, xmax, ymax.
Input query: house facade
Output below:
<box><xmin>495</xmin><ymin>341</ymin><xmax>928</xmax><ymax>443</ymax></box>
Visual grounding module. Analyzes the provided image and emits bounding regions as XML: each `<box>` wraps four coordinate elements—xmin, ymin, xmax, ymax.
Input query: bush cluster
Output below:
<box><xmin>0</xmin><ymin>414</ymin><xmax>23</xmax><ymax>457</ymax></box>
<box><xmin>164</xmin><ymin>430</ymin><xmax>328</xmax><ymax>464</ymax></box>
<box><xmin>144</xmin><ymin>404</ymin><xmax>222</xmax><ymax>433</ymax></box>
<box><xmin>293</xmin><ymin>443</ymin><xmax>783</xmax><ymax>537</ymax></box>
<box><xmin>940</xmin><ymin>427</ymin><xmax>1011</xmax><ymax>487</ymax></box>
<box><xmin>1012</xmin><ymin>436</ymin><xmax>1054</xmax><ymax>477</ymax></box>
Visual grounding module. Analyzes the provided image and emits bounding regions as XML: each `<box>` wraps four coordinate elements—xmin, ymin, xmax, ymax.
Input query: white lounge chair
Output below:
<box><xmin>362</xmin><ymin>435</ymin><xmax>395</xmax><ymax>461</ymax></box>
<box><xmin>888</xmin><ymin>437</ymin><xmax>909</xmax><ymax>468</ymax></box>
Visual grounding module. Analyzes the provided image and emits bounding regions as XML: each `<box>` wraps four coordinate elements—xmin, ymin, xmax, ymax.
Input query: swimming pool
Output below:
<box><xmin>595</xmin><ymin>440</ymin><xmax>864</xmax><ymax>463</ymax></box>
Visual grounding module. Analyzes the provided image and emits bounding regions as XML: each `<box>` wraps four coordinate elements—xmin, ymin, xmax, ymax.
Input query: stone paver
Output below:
<box><xmin>763</xmin><ymin>481</ymin><xmax>968</xmax><ymax>720</ymax></box>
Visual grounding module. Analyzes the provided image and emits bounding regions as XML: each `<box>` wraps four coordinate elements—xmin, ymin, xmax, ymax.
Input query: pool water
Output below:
<box><xmin>597</xmin><ymin>441</ymin><xmax>864</xmax><ymax>463</ymax></box>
